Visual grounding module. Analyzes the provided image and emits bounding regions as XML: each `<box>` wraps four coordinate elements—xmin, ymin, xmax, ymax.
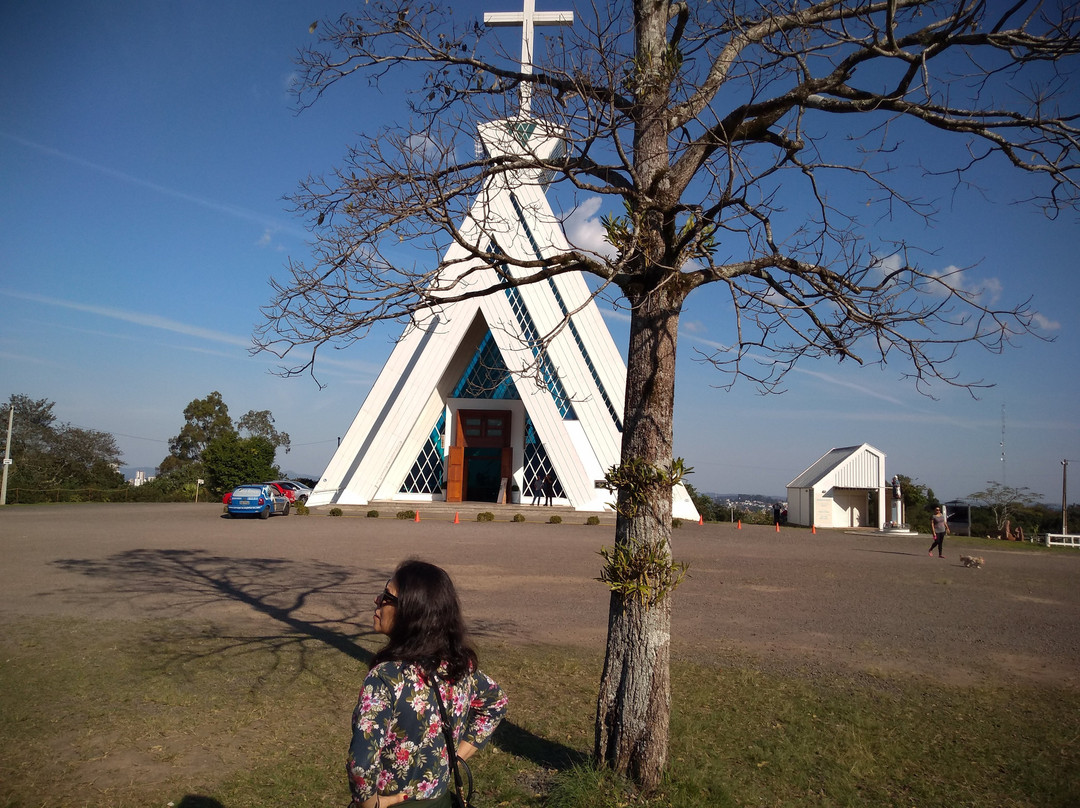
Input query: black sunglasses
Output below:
<box><xmin>376</xmin><ymin>588</ymin><xmax>399</xmax><ymax>607</ymax></box>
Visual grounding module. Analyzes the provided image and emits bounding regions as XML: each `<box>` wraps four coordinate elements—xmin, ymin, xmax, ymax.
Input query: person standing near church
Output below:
<box><xmin>928</xmin><ymin>506</ymin><xmax>950</xmax><ymax>558</ymax></box>
<box><xmin>542</xmin><ymin>473</ymin><xmax>554</xmax><ymax>507</ymax></box>
<box><xmin>347</xmin><ymin>560</ymin><xmax>508</xmax><ymax>807</ymax></box>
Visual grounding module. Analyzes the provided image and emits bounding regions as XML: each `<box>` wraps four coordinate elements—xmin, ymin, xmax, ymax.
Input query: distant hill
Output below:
<box><xmin>706</xmin><ymin>492</ymin><xmax>786</xmax><ymax>502</ymax></box>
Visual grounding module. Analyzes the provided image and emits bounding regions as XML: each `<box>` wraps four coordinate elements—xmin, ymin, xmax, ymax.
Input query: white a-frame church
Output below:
<box><xmin>307</xmin><ymin>1</ymin><xmax>698</xmax><ymax>520</ymax></box>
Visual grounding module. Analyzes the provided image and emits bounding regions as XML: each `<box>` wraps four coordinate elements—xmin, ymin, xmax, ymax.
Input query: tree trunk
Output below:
<box><xmin>594</xmin><ymin>279</ymin><xmax>684</xmax><ymax>791</ymax></box>
<box><xmin>594</xmin><ymin>0</ymin><xmax>683</xmax><ymax>789</ymax></box>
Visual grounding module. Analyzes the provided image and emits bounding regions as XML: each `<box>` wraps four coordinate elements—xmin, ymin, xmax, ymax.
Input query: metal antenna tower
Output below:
<box><xmin>1000</xmin><ymin>404</ymin><xmax>1006</xmax><ymax>485</ymax></box>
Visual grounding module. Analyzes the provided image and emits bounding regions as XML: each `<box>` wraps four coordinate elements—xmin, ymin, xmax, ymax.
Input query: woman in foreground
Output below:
<box><xmin>347</xmin><ymin>560</ymin><xmax>508</xmax><ymax>807</ymax></box>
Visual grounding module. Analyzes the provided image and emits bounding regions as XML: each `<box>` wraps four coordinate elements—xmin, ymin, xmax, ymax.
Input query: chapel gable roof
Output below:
<box><xmin>787</xmin><ymin>443</ymin><xmax>884</xmax><ymax>489</ymax></box>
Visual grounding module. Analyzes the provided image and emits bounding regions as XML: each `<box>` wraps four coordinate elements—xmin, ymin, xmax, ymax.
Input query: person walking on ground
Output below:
<box><xmin>542</xmin><ymin>473</ymin><xmax>554</xmax><ymax>507</ymax></box>
<box><xmin>347</xmin><ymin>560</ymin><xmax>508</xmax><ymax>807</ymax></box>
<box><xmin>530</xmin><ymin>474</ymin><xmax>542</xmax><ymax>506</ymax></box>
<box><xmin>928</xmin><ymin>507</ymin><xmax>950</xmax><ymax>558</ymax></box>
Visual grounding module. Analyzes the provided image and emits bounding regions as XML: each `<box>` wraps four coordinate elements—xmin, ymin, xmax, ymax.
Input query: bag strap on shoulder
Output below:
<box><xmin>431</xmin><ymin>675</ymin><xmax>474</xmax><ymax>806</ymax></box>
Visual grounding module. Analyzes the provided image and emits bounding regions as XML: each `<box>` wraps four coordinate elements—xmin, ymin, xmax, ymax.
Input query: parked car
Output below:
<box><xmin>267</xmin><ymin>480</ymin><xmax>312</xmax><ymax>504</ymax></box>
<box><xmin>264</xmin><ymin>481</ymin><xmax>296</xmax><ymax>502</ymax></box>
<box><xmin>226</xmin><ymin>484</ymin><xmax>290</xmax><ymax>518</ymax></box>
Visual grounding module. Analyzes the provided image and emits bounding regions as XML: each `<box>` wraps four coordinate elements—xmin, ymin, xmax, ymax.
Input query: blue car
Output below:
<box><xmin>226</xmin><ymin>484</ymin><xmax>290</xmax><ymax>519</ymax></box>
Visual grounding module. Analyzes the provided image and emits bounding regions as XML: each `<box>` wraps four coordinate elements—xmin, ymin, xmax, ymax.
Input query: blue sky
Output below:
<box><xmin>2</xmin><ymin>1</ymin><xmax>1077</xmax><ymax>503</ymax></box>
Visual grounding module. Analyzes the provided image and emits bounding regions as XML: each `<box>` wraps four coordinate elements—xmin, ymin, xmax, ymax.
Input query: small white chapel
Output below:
<box><xmin>786</xmin><ymin>444</ymin><xmax>890</xmax><ymax>529</ymax></box>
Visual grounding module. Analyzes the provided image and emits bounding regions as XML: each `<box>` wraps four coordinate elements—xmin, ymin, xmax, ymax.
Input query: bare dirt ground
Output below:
<box><xmin>2</xmin><ymin>503</ymin><xmax>1077</xmax><ymax>688</ymax></box>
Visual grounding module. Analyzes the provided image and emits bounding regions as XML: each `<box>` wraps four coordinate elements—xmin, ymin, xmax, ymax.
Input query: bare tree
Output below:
<box><xmin>968</xmin><ymin>481</ymin><xmax>1044</xmax><ymax>533</ymax></box>
<box><xmin>256</xmin><ymin>0</ymin><xmax>1079</xmax><ymax>790</ymax></box>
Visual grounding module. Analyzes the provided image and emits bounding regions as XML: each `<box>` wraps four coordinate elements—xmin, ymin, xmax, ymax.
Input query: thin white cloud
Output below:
<box><xmin>784</xmin><ymin>364</ymin><xmax>909</xmax><ymax>406</ymax></box>
<box><xmin>601</xmin><ymin>308</ymin><xmax>631</xmax><ymax>325</ymax></box>
<box><xmin>0</xmin><ymin>349</ymin><xmax>68</xmax><ymax>369</ymax></box>
<box><xmin>928</xmin><ymin>264</ymin><xmax>1004</xmax><ymax>305</ymax></box>
<box><xmin>0</xmin><ymin>130</ymin><xmax>305</xmax><ymax>238</ymax></box>
<box><xmin>257</xmin><ymin>228</ymin><xmax>287</xmax><ymax>252</ymax></box>
<box><xmin>1031</xmin><ymin>311</ymin><xmax>1062</xmax><ymax>331</ymax></box>
<box><xmin>681</xmin><ymin>328</ymin><xmax>909</xmax><ymax>405</ymax></box>
<box><xmin>688</xmin><ymin>335</ymin><xmax>732</xmax><ymax>352</ymax></box>
<box><xmin>1</xmin><ymin>290</ymin><xmax>251</xmax><ymax>347</ymax></box>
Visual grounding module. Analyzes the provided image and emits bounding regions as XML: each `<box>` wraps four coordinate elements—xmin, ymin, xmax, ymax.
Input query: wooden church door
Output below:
<box><xmin>449</xmin><ymin>409</ymin><xmax>511</xmax><ymax>503</ymax></box>
<box><xmin>446</xmin><ymin>445</ymin><xmax>465</xmax><ymax>503</ymax></box>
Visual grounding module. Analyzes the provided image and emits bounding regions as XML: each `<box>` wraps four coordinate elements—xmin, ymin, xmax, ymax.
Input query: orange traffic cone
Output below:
<box><xmin>737</xmin><ymin>520</ymin><xmax>742</xmax><ymax>529</ymax></box>
<box><xmin>699</xmin><ymin>515</ymin><xmax>703</xmax><ymax>525</ymax></box>
<box><xmin>453</xmin><ymin>512</ymin><xmax>459</xmax><ymax>524</ymax></box>
<box><xmin>775</xmin><ymin>522</ymin><xmax>781</xmax><ymax>532</ymax></box>
<box><xmin>811</xmin><ymin>525</ymin><xmax>816</xmax><ymax>534</ymax></box>
<box><xmin>414</xmin><ymin>511</ymin><xmax>420</xmax><ymax>523</ymax></box>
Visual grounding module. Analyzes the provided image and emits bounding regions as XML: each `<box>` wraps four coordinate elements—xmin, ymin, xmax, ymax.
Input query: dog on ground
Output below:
<box><xmin>960</xmin><ymin>555</ymin><xmax>984</xmax><ymax>568</ymax></box>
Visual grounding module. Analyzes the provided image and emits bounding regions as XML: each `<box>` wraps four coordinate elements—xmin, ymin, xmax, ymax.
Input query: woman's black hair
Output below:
<box><xmin>370</xmin><ymin>559</ymin><xmax>478</xmax><ymax>682</ymax></box>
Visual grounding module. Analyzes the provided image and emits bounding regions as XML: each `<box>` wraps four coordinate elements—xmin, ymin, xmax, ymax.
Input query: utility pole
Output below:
<box><xmin>1</xmin><ymin>405</ymin><xmax>13</xmax><ymax>506</ymax></box>
<box><xmin>1063</xmin><ymin>460</ymin><xmax>1069</xmax><ymax>535</ymax></box>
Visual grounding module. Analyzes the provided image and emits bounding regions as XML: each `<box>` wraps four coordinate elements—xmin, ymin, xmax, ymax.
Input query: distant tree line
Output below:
<box><xmin>684</xmin><ymin>484</ymin><xmax>778</xmax><ymax>526</ymax></box>
<box><xmin>1</xmin><ymin>395</ymin><xmax>124</xmax><ymax>503</ymax></box>
<box><xmin>2</xmin><ymin>392</ymin><xmax>298</xmax><ymax>504</ymax></box>
<box><xmin>685</xmin><ymin>476</ymin><xmax>1076</xmax><ymax>537</ymax></box>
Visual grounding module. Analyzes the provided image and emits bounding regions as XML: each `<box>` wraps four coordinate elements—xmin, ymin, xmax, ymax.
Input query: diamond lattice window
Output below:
<box><xmin>522</xmin><ymin>416</ymin><xmax>564</xmax><ymax>499</ymax></box>
<box><xmin>400</xmin><ymin>413</ymin><xmax>446</xmax><ymax>494</ymax></box>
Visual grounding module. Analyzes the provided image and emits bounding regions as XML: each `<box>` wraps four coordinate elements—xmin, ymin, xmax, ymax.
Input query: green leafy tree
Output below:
<box><xmin>161</xmin><ymin>392</ymin><xmax>236</xmax><ymax>472</ymax></box>
<box><xmin>683</xmin><ymin>482</ymin><xmax>717</xmax><ymax>522</ymax></box>
<box><xmin>142</xmin><ymin>461</ymin><xmax>206</xmax><ymax>499</ymax></box>
<box><xmin>1</xmin><ymin>394</ymin><xmax>124</xmax><ymax>498</ymax></box>
<box><xmin>237</xmin><ymin>409</ymin><xmax>291</xmax><ymax>454</ymax></box>
<box><xmin>256</xmin><ymin>1</ymin><xmax>1079</xmax><ymax>789</ymax></box>
<box><xmin>202</xmin><ymin>434</ymin><xmax>279</xmax><ymax>496</ymax></box>
<box><xmin>895</xmin><ymin>474</ymin><xmax>937</xmax><ymax>534</ymax></box>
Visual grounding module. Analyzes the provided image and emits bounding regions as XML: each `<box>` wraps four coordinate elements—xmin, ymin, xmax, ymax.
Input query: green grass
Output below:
<box><xmin>1</xmin><ymin>617</ymin><xmax>1077</xmax><ymax>808</ymax></box>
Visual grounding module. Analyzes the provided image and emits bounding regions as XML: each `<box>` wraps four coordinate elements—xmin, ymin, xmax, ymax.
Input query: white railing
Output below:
<box><xmin>1044</xmin><ymin>534</ymin><xmax>1080</xmax><ymax>548</ymax></box>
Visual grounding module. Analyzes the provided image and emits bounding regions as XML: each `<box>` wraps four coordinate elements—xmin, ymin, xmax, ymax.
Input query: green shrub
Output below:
<box><xmin>366</xmin><ymin>509</ymin><xmax>379</xmax><ymax>518</ymax></box>
<box><xmin>586</xmin><ymin>515</ymin><xmax>600</xmax><ymax>525</ymax></box>
<box><xmin>512</xmin><ymin>513</ymin><xmax>526</xmax><ymax>523</ymax></box>
<box><xmin>328</xmin><ymin>507</ymin><xmax>343</xmax><ymax>517</ymax></box>
<box><xmin>672</xmin><ymin>518</ymin><xmax>683</xmax><ymax>529</ymax></box>
<box><xmin>396</xmin><ymin>510</ymin><xmax>416</xmax><ymax>520</ymax></box>
<box><xmin>477</xmin><ymin>512</ymin><xmax>495</xmax><ymax>522</ymax></box>
<box><xmin>548</xmin><ymin>514</ymin><xmax>563</xmax><ymax>524</ymax></box>
<box><xmin>294</xmin><ymin>502</ymin><xmax>310</xmax><ymax>516</ymax></box>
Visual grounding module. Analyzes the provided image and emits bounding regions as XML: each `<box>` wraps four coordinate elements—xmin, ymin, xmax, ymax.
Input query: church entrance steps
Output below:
<box><xmin>313</xmin><ymin>500</ymin><xmax>617</xmax><ymax>526</ymax></box>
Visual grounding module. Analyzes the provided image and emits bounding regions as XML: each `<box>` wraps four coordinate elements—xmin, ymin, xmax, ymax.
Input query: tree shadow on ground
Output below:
<box><xmin>51</xmin><ymin>549</ymin><xmax>583</xmax><ymax>774</ymax></box>
<box><xmin>53</xmin><ymin>548</ymin><xmax>382</xmax><ymax>664</ymax></box>
<box><xmin>493</xmin><ymin>721</ymin><xmax>589</xmax><ymax>770</ymax></box>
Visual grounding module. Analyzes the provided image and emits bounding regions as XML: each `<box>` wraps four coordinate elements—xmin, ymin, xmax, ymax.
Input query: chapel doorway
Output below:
<box><xmin>445</xmin><ymin>409</ymin><xmax>512</xmax><ymax>503</ymax></box>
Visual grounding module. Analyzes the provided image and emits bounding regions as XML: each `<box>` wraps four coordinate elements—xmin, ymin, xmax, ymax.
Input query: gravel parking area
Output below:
<box><xmin>1</xmin><ymin>503</ymin><xmax>1077</xmax><ymax>687</ymax></box>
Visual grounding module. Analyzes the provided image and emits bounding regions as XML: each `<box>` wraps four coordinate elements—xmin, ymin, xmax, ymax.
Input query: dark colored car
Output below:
<box><xmin>226</xmin><ymin>484</ymin><xmax>290</xmax><ymax>519</ymax></box>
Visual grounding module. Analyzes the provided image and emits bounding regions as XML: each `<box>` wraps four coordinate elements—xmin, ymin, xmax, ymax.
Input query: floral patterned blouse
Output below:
<box><xmin>347</xmin><ymin>660</ymin><xmax>508</xmax><ymax>804</ymax></box>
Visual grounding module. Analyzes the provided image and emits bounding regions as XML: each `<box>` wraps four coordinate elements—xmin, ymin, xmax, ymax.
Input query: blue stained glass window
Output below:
<box><xmin>451</xmin><ymin>332</ymin><xmax>521</xmax><ymax>400</ymax></box>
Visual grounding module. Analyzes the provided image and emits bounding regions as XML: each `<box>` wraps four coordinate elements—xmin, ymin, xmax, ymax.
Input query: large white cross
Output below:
<box><xmin>484</xmin><ymin>0</ymin><xmax>573</xmax><ymax>117</ymax></box>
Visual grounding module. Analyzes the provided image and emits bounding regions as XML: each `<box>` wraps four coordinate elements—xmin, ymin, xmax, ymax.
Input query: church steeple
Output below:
<box><xmin>484</xmin><ymin>0</ymin><xmax>573</xmax><ymax>117</ymax></box>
